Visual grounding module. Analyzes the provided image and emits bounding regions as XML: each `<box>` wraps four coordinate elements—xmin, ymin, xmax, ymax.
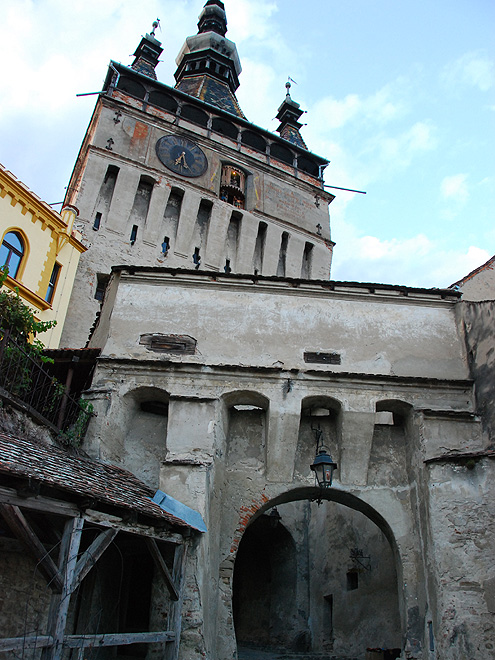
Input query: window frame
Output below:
<box><xmin>0</xmin><ymin>230</ymin><xmax>25</xmax><ymax>279</ymax></box>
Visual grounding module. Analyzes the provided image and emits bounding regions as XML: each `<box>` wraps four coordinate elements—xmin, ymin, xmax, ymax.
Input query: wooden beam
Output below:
<box><xmin>165</xmin><ymin>543</ymin><xmax>188</xmax><ymax>660</ymax></box>
<box><xmin>0</xmin><ymin>504</ymin><xmax>63</xmax><ymax>593</ymax></box>
<box><xmin>0</xmin><ymin>486</ymin><xmax>81</xmax><ymax>517</ymax></box>
<box><xmin>0</xmin><ymin>636</ymin><xmax>53</xmax><ymax>652</ymax></box>
<box><xmin>84</xmin><ymin>509</ymin><xmax>184</xmax><ymax>544</ymax></box>
<box><xmin>146</xmin><ymin>538</ymin><xmax>179</xmax><ymax>601</ymax></box>
<box><xmin>43</xmin><ymin>517</ymin><xmax>84</xmax><ymax>660</ymax></box>
<box><xmin>63</xmin><ymin>631</ymin><xmax>175</xmax><ymax>648</ymax></box>
<box><xmin>72</xmin><ymin>528</ymin><xmax>118</xmax><ymax>591</ymax></box>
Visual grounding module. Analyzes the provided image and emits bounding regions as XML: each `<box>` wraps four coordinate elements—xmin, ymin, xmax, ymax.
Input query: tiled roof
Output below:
<box><xmin>176</xmin><ymin>75</ymin><xmax>246</xmax><ymax>118</ymax></box>
<box><xmin>0</xmin><ymin>433</ymin><xmax>192</xmax><ymax>531</ymax></box>
<box><xmin>450</xmin><ymin>254</ymin><xmax>495</xmax><ymax>288</ymax></box>
<box><xmin>279</xmin><ymin>124</ymin><xmax>307</xmax><ymax>150</ymax></box>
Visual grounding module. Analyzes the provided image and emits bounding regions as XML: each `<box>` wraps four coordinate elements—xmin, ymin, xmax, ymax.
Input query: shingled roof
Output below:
<box><xmin>0</xmin><ymin>433</ymin><xmax>193</xmax><ymax>531</ymax></box>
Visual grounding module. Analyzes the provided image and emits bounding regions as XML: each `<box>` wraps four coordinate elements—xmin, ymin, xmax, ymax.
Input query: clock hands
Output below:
<box><xmin>174</xmin><ymin>151</ymin><xmax>189</xmax><ymax>169</ymax></box>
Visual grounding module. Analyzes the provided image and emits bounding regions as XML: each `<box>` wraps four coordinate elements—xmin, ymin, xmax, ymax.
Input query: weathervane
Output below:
<box><xmin>151</xmin><ymin>18</ymin><xmax>161</xmax><ymax>37</ymax></box>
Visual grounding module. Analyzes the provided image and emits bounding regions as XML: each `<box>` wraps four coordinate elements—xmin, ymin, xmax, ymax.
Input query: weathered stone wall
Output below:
<box><xmin>0</xmin><ymin>537</ymin><xmax>51</xmax><ymax>658</ymax></box>
<box><xmin>76</xmin><ymin>268</ymin><xmax>493</xmax><ymax>660</ymax></box>
<box><xmin>60</xmin><ymin>95</ymin><xmax>333</xmax><ymax>349</ymax></box>
<box><xmin>457</xmin><ymin>300</ymin><xmax>495</xmax><ymax>444</ymax></box>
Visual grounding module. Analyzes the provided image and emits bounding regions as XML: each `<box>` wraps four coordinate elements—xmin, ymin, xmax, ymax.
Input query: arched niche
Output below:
<box><xmin>212</xmin><ymin>117</ymin><xmax>238</xmax><ymax>140</ymax></box>
<box><xmin>222</xmin><ymin>391</ymin><xmax>269</xmax><ymax>472</ymax></box>
<box><xmin>298</xmin><ymin>155</ymin><xmax>320</xmax><ymax>177</ymax></box>
<box><xmin>122</xmin><ymin>386</ymin><xmax>169</xmax><ymax>489</ymax></box>
<box><xmin>180</xmin><ymin>104</ymin><xmax>209</xmax><ymax>127</ymax></box>
<box><xmin>117</xmin><ymin>76</ymin><xmax>146</xmax><ymax>99</ymax></box>
<box><xmin>295</xmin><ymin>396</ymin><xmax>342</xmax><ymax>482</ymax></box>
<box><xmin>270</xmin><ymin>142</ymin><xmax>294</xmax><ymax>166</ymax></box>
<box><xmin>241</xmin><ymin>130</ymin><xmax>266</xmax><ymax>153</ymax></box>
<box><xmin>368</xmin><ymin>400</ymin><xmax>412</xmax><ymax>487</ymax></box>
<box><xmin>148</xmin><ymin>91</ymin><xmax>178</xmax><ymax>113</ymax></box>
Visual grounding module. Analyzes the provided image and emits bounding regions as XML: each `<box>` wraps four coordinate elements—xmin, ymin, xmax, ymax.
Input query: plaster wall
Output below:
<box><xmin>81</xmin><ymin>338</ymin><xmax>484</xmax><ymax>660</ymax></box>
<box><xmin>90</xmin><ymin>271</ymin><xmax>468</xmax><ymax>381</ymax></box>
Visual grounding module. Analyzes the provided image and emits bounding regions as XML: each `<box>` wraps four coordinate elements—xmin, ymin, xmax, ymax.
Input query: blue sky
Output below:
<box><xmin>1</xmin><ymin>0</ymin><xmax>493</xmax><ymax>287</ymax></box>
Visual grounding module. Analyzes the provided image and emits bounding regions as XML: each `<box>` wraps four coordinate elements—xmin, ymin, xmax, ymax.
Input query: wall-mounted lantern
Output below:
<box><xmin>267</xmin><ymin>507</ymin><xmax>282</xmax><ymax>528</ymax></box>
<box><xmin>310</xmin><ymin>419</ymin><xmax>337</xmax><ymax>493</ymax></box>
<box><xmin>310</xmin><ymin>447</ymin><xmax>337</xmax><ymax>488</ymax></box>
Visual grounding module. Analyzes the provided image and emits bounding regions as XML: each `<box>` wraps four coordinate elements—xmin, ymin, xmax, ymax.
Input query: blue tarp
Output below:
<box><xmin>152</xmin><ymin>489</ymin><xmax>207</xmax><ymax>533</ymax></box>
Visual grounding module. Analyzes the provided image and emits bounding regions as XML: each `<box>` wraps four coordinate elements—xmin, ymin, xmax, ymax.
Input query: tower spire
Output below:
<box><xmin>174</xmin><ymin>0</ymin><xmax>245</xmax><ymax>118</ymax></box>
<box><xmin>275</xmin><ymin>79</ymin><xmax>308</xmax><ymax>149</ymax></box>
<box><xmin>131</xmin><ymin>20</ymin><xmax>163</xmax><ymax>80</ymax></box>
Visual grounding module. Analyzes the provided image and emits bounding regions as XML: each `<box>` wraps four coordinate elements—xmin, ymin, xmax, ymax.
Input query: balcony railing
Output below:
<box><xmin>0</xmin><ymin>328</ymin><xmax>93</xmax><ymax>444</ymax></box>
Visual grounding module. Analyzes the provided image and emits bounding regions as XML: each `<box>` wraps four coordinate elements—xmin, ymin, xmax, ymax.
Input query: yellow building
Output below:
<box><xmin>0</xmin><ymin>163</ymin><xmax>86</xmax><ymax>348</ymax></box>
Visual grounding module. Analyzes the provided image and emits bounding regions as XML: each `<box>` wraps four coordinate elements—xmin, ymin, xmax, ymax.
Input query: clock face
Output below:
<box><xmin>156</xmin><ymin>135</ymin><xmax>208</xmax><ymax>177</ymax></box>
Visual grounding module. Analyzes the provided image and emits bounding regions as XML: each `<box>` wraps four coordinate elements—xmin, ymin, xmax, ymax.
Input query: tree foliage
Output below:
<box><xmin>0</xmin><ymin>266</ymin><xmax>56</xmax><ymax>354</ymax></box>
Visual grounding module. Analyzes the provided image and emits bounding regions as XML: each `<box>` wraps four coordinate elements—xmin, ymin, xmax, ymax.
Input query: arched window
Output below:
<box><xmin>0</xmin><ymin>231</ymin><xmax>24</xmax><ymax>278</ymax></box>
<box><xmin>116</xmin><ymin>77</ymin><xmax>146</xmax><ymax>99</ymax></box>
<box><xmin>219</xmin><ymin>165</ymin><xmax>246</xmax><ymax>208</ymax></box>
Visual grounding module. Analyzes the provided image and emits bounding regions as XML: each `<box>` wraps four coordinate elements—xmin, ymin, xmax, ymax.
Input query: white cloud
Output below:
<box><xmin>330</xmin><ymin>212</ymin><xmax>490</xmax><ymax>288</ymax></box>
<box><xmin>225</xmin><ymin>0</ymin><xmax>278</xmax><ymax>43</ymax></box>
<box><xmin>442</xmin><ymin>51</ymin><xmax>495</xmax><ymax>92</ymax></box>
<box><xmin>311</xmin><ymin>82</ymin><xmax>405</xmax><ymax>132</ymax></box>
<box><xmin>441</xmin><ymin>174</ymin><xmax>469</xmax><ymax>205</ymax></box>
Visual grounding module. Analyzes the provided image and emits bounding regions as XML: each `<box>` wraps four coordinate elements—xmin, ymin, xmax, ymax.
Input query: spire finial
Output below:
<box><xmin>151</xmin><ymin>18</ymin><xmax>160</xmax><ymax>37</ymax></box>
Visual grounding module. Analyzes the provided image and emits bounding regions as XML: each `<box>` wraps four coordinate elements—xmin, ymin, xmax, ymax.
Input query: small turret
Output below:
<box><xmin>131</xmin><ymin>19</ymin><xmax>163</xmax><ymax>80</ymax></box>
<box><xmin>174</xmin><ymin>0</ymin><xmax>245</xmax><ymax>117</ymax></box>
<box><xmin>276</xmin><ymin>81</ymin><xmax>307</xmax><ymax>150</ymax></box>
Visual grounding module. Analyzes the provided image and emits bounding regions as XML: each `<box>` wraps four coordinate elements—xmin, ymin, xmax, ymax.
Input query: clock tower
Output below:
<box><xmin>61</xmin><ymin>0</ymin><xmax>335</xmax><ymax>348</ymax></box>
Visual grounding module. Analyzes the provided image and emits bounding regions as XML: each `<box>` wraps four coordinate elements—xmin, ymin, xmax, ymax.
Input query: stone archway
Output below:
<box><xmin>232</xmin><ymin>487</ymin><xmax>403</xmax><ymax>659</ymax></box>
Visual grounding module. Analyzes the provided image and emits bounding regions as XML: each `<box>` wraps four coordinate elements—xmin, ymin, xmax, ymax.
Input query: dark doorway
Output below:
<box><xmin>233</xmin><ymin>513</ymin><xmax>298</xmax><ymax>652</ymax></box>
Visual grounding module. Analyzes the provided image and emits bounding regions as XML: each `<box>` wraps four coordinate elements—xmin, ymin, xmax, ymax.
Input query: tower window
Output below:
<box><xmin>0</xmin><ymin>231</ymin><xmax>24</xmax><ymax>279</ymax></box>
<box><xmin>45</xmin><ymin>262</ymin><xmax>61</xmax><ymax>304</ymax></box>
<box><xmin>94</xmin><ymin>273</ymin><xmax>110</xmax><ymax>302</ymax></box>
<box><xmin>193</xmin><ymin>247</ymin><xmax>201</xmax><ymax>268</ymax></box>
<box><xmin>220</xmin><ymin>165</ymin><xmax>246</xmax><ymax>209</ymax></box>
<box><xmin>93</xmin><ymin>212</ymin><xmax>102</xmax><ymax>231</ymax></box>
<box><xmin>130</xmin><ymin>225</ymin><xmax>138</xmax><ymax>245</ymax></box>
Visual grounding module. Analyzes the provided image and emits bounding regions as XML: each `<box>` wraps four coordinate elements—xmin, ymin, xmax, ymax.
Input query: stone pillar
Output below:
<box><xmin>235</xmin><ymin>211</ymin><xmax>259</xmax><ymax>274</ymax></box>
<box><xmin>266</xmin><ymin>387</ymin><xmax>302</xmax><ymax>482</ymax></box>
<box><xmin>105</xmin><ymin>167</ymin><xmax>142</xmax><ymax>233</ymax></box>
<box><xmin>339</xmin><ymin>410</ymin><xmax>375</xmax><ymax>486</ymax></box>
<box><xmin>203</xmin><ymin>201</ymin><xmax>231</xmax><ymax>271</ymax></box>
<box><xmin>141</xmin><ymin>182</ymin><xmax>172</xmax><ymax>246</ymax></box>
<box><xmin>262</xmin><ymin>223</ymin><xmax>282</xmax><ymax>277</ymax></box>
<box><xmin>173</xmin><ymin>191</ymin><xmax>203</xmax><ymax>260</ymax></box>
<box><xmin>285</xmin><ymin>234</ymin><xmax>305</xmax><ymax>279</ymax></box>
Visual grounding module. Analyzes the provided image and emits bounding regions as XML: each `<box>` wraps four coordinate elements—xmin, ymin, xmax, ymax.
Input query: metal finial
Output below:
<box><xmin>151</xmin><ymin>18</ymin><xmax>160</xmax><ymax>36</ymax></box>
<box><xmin>285</xmin><ymin>79</ymin><xmax>291</xmax><ymax>98</ymax></box>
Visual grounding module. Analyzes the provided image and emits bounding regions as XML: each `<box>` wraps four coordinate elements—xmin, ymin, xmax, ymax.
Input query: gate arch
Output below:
<box><xmin>229</xmin><ymin>486</ymin><xmax>407</xmax><ymax>658</ymax></box>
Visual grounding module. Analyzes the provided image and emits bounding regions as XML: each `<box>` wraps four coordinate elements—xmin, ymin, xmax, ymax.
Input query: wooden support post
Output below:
<box><xmin>42</xmin><ymin>517</ymin><xmax>84</xmax><ymax>660</ymax></box>
<box><xmin>165</xmin><ymin>543</ymin><xmax>188</xmax><ymax>660</ymax></box>
<box><xmin>146</xmin><ymin>538</ymin><xmax>179</xmax><ymax>601</ymax></box>
<box><xmin>72</xmin><ymin>527</ymin><xmax>118</xmax><ymax>591</ymax></box>
<box><xmin>0</xmin><ymin>504</ymin><xmax>63</xmax><ymax>592</ymax></box>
